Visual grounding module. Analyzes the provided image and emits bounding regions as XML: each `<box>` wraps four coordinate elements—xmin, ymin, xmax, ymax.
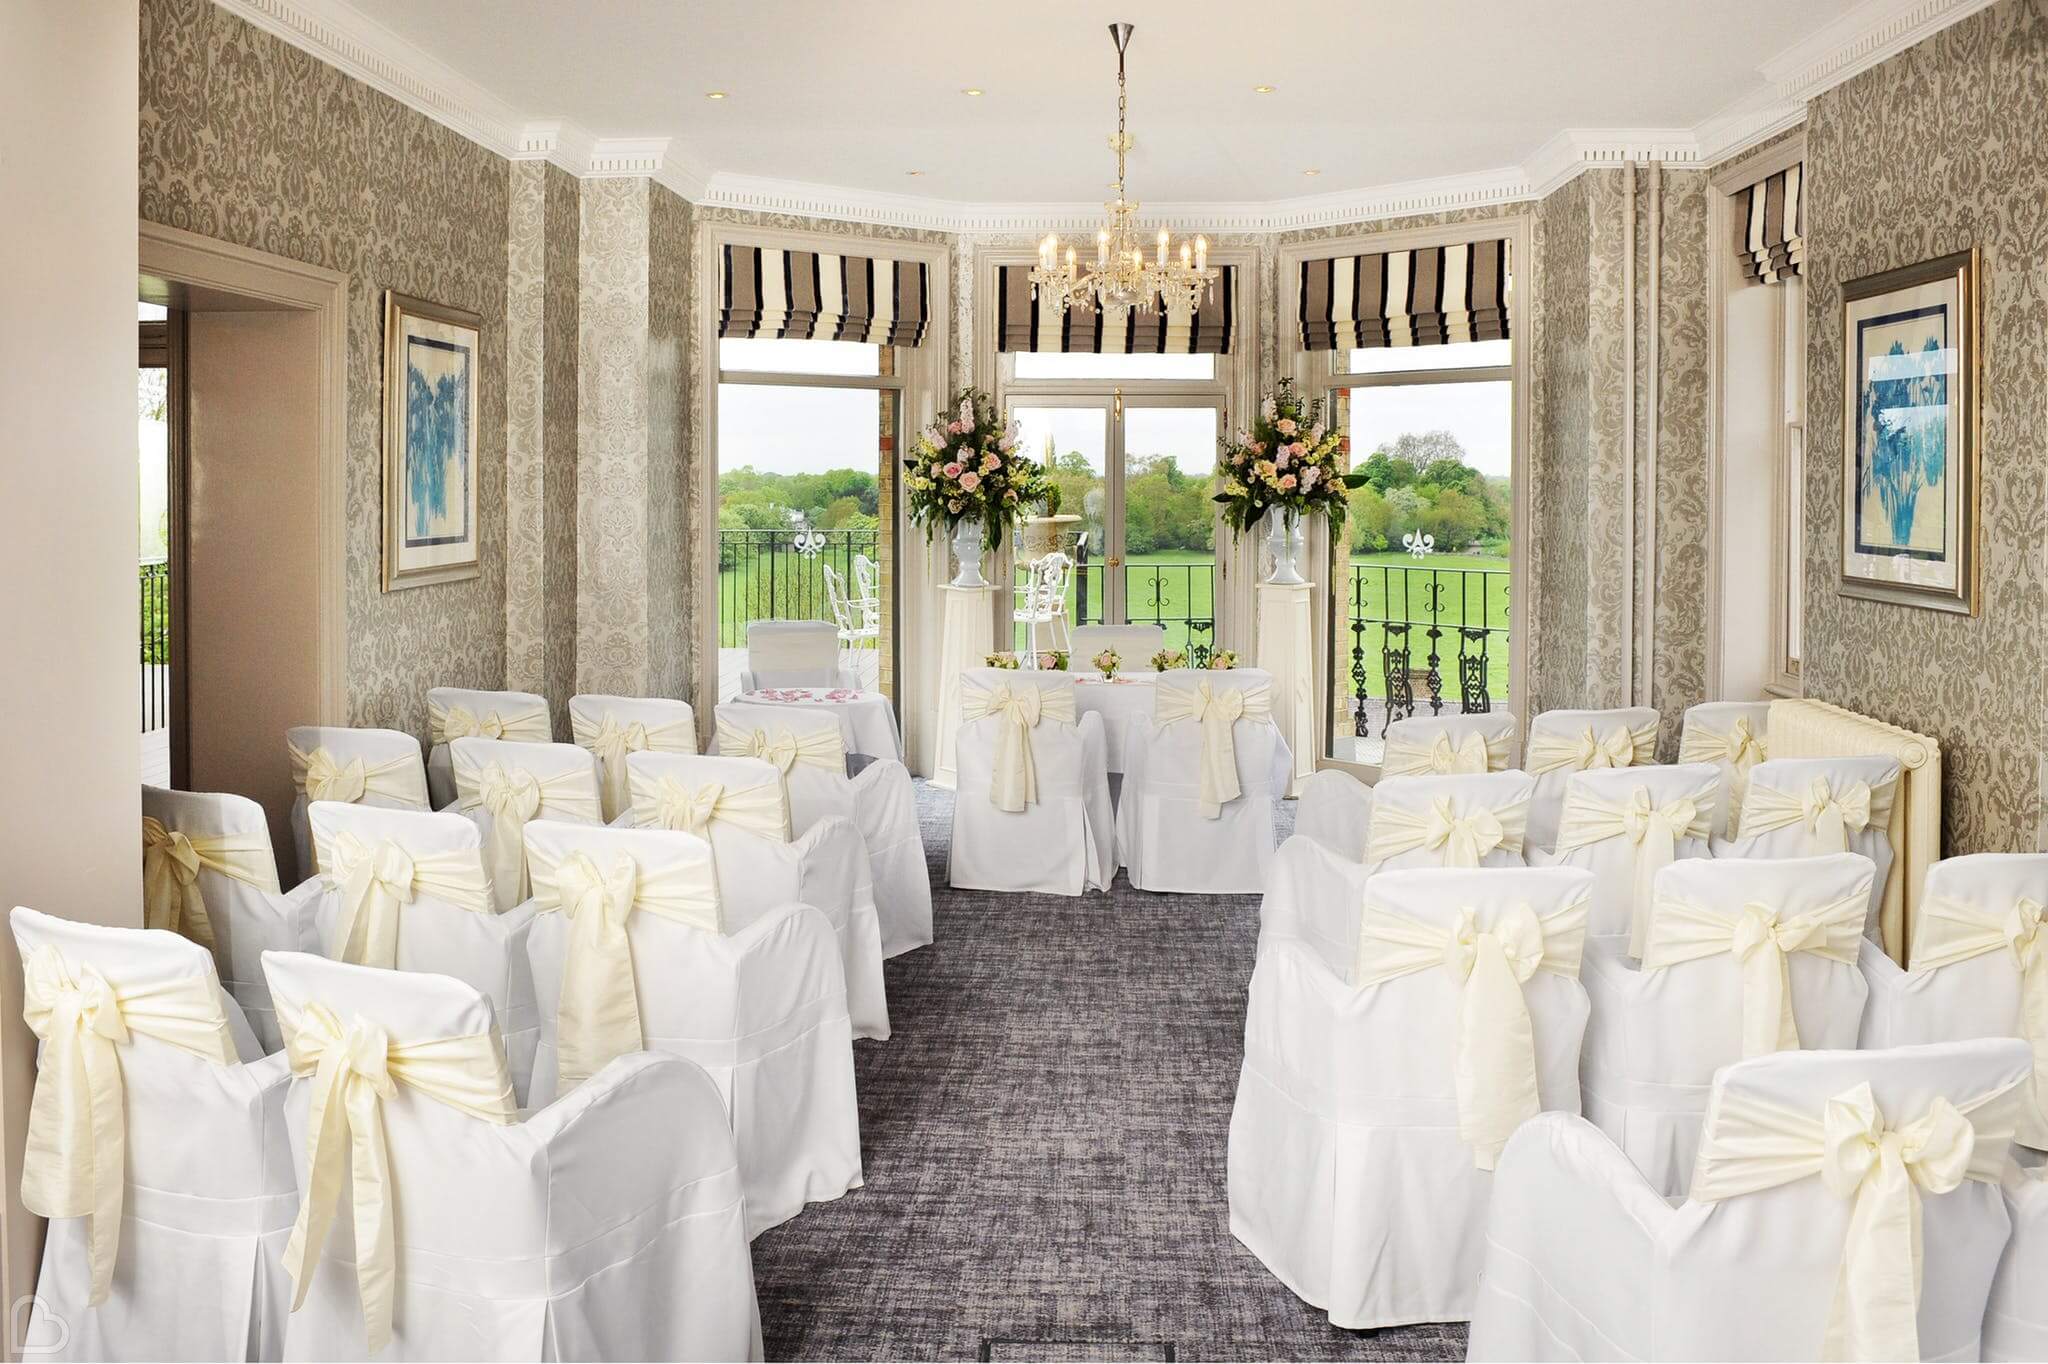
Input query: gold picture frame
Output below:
<box><xmin>1837</xmin><ymin>248</ymin><xmax>1979</xmax><ymax>615</ymax></box>
<box><xmin>381</xmin><ymin>290</ymin><xmax>482</xmax><ymax>591</ymax></box>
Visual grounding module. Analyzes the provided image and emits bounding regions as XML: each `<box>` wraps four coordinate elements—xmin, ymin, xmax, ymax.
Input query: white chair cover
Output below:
<box><xmin>628</xmin><ymin>750</ymin><xmax>890</xmax><ymax>1040</ymax></box>
<box><xmin>1292</xmin><ymin>768</ymin><xmax>1375</xmax><ymax>862</ymax></box>
<box><xmin>568</xmin><ymin>692</ymin><xmax>698</xmax><ymax>822</ymax></box>
<box><xmin>947</xmin><ymin>669</ymin><xmax>1114</xmax><ymax>896</ymax></box>
<box><xmin>424</xmin><ymin>686</ymin><xmax>550</xmax><ymax>809</ymax></box>
<box><xmin>1116</xmin><ymin>668</ymin><xmax>1292</xmax><ymax>893</ymax></box>
<box><xmin>1070</xmin><ymin>622</ymin><xmax>1168</xmax><ymax>665</ymax></box>
<box><xmin>1362</xmin><ymin>771</ymin><xmax>1534</xmax><ymax>873</ymax></box>
<box><xmin>1860</xmin><ymin>852</ymin><xmax>2048</xmax><ymax>1149</ymax></box>
<box><xmin>720</xmin><ymin>700</ymin><xmax>933</xmax><ymax>954</ymax></box>
<box><xmin>1987</xmin><ymin>1163</ymin><xmax>2048</xmax><ymax>1362</ymax></box>
<box><xmin>741</xmin><ymin>619</ymin><xmax>854</xmax><ymax>691</ymax></box>
<box><xmin>1719</xmin><ymin>754</ymin><xmax>1901</xmax><ymax>941</ymax></box>
<box><xmin>1255</xmin><ymin>835</ymin><xmax>1372</xmax><ymax>977</ymax></box>
<box><xmin>1468</xmin><ymin>1040</ymin><xmax>2029</xmax><ymax>1363</ymax></box>
<box><xmin>1529</xmin><ymin>762</ymin><xmax>1718</xmax><ymax>953</ymax></box>
<box><xmin>12</xmin><ymin>907</ymin><xmax>292</xmax><ymax>1363</ymax></box>
<box><xmin>1522</xmin><ymin>706</ymin><xmax>1661</xmax><ymax>851</ymax></box>
<box><xmin>1228</xmin><ymin>866</ymin><xmax>1594</xmax><ymax>1329</ymax></box>
<box><xmin>308</xmin><ymin>803</ymin><xmax>539</xmax><ymax>1103</ymax></box>
<box><xmin>449</xmin><ymin>737</ymin><xmax>604</xmax><ymax>912</ymax></box>
<box><xmin>1677</xmin><ymin>700</ymin><xmax>1771</xmax><ymax>836</ymax></box>
<box><xmin>260</xmin><ymin>950</ymin><xmax>762</xmax><ymax>1361</ymax></box>
<box><xmin>143</xmin><ymin>785</ymin><xmax>321</xmax><ymax>1053</ymax></box>
<box><xmin>1579</xmin><ymin>853</ymin><xmax>1875</xmax><ymax>1197</ymax></box>
<box><xmin>1380</xmin><ymin>711</ymin><xmax>1519</xmax><ymax>778</ymax></box>
<box><xmin>285</xmin><ymin>726</ymin><xmax>429</xmax><ymax>882</ymax></box>
<box><xmin>521</xmin><ymin>821</ymin><xmax>862</xmax><ymax>1236</ymax></box>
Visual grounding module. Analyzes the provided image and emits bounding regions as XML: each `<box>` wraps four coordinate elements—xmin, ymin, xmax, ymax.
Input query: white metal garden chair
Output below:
<box><xmin>1013</xmin><ymin>551</ymin><xmax>1074</xmax><ymax>658</ymax></box>
<box><xmin>823</xmin><ymin>562</ymin><xmax>879</xmax><ymax>659</ymax></box>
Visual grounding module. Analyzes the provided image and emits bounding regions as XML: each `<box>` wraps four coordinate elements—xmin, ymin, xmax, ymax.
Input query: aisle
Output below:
<box><xmin>749</xmin><ymin>783</ymin><xmax>1466</xmax><ymax>1362</ymax></box>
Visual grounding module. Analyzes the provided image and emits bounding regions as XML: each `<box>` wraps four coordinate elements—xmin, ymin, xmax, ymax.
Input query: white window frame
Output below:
<box><xmin>1280</xmin><ymin>215</ymin><xmax>1532</xmax><ymax>779</ymax></box>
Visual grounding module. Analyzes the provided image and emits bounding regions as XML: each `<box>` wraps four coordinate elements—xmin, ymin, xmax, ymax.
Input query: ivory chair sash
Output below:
<box><xmin>1860</xmin><ymin>852</ymin><xmax>2048</xmax><ymax>1149</ymax></box>
<box><xmin>628</xmin><ymin>751</ymin><xmax>889</xmax><ymax>1039</ymax></box>
<box><xmin>1381</xmin><ymin>711</ymin><xmax>1519</xmax><ymax>778</ymax></box>
<box><xmin>1467</xmin><ymin>1040</ymin><xmax>2030</xmax><ymax>1364</ymax></box>
<box><xmin>1677</xmin><ymin>700</ymin><xmax>1771</xmax><ymax>836</ymax></box>
<box><xmin>143</xmin><ymin>785</ymin><xmax>320</xmax><ymax>1053</ymax></box>
<box><xmin>262</xmin><ymin>950</ymin><xmax>762</xmax><ymax>1361</ymax></box>
<box><xmin>521</xmin><ymin>821</ymin><xmax>861</xmax><ymax>1233</ymax></box>
<box><xmin>286</xmin><ymin>726</ymin><xmax>429</xmax><ymax>882</ymax></box>
<box><xmin>1722</xmin><ymin>755</ymin><xmax>1902</xmax><ymax>941</ymax></box>
<box><xmin>724</xmin><ymin>700</ymin><xmax>934</xmax><ymax>954</ymax></box>
<box><xmin>11</xmin><ymin>909</ymin><xmax>295</xmax><ymax>1364</ymax></box>
<box><xmin>1522</xmin><ymin>706</ymin><xmax>1661</xmax><ymax>851</ymax></box>
<box><xmin>948</xmin><ymin>669</ymin><xmax>1115</xmax><ymax>897</ymax></box>
<box><xmin>716</xmin><ymin>712</ymin><xmax>848</xmax><ymax>781</ymax></box>
<box><xmin>569</xmin><ymin>693</ymin><xmax>698</xmax><ymax>822</ymax></box>
<box><xmin>1117</xmin><ymin>668</ymin><xmax>1291</xmax><ymax>893</ymax></box>
<box><xmin>1363</xmin><ymin>772</ymin><xmax>1534</xmax><ymax>872</ymax></box>
<box><xmin>1534</xmin><ymin>763</ymin><xmax>1719</xmax><ymax>953</ymax></box>
<box><xmin>425</xmin><ymin>686</ymin><xmax>550</xmax><ymax>808</ymax></box>
<box><xmin>1579</xmin><ymin>853</ymin><xmax>1875</xmax><ymax>1197</ymax></box>
<box><xmin>308</xmin><ymin>803</ymin><xmax>539</xmax><ymax>1102</ymax></box>
<box><xmin>1228</xmin><ymin>865</ymin><xmax>1595</xmax><ymax>1329</ymax></box>
<box><xmin>450</xmin><ymin>737</ymin><xmax>604</xmax><ymax>912</ymax></box>
<box><xmin>741</xmin><ymin>619</ymin><xmax>851</xmax><ymax>691</ymax></box>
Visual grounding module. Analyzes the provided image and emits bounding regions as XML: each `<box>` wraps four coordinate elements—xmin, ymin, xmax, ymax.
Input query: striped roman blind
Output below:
<box><xmin>719</xmin><ymin>244</ymin><xmax>931</xmax><ymax>346</ymax></box>
<box><xmin>1297</xmin><ymin>239</ymin><xmax>1511</xmax><ymax>351</ymax></box>
<box><xmin>1737</xmin><ymin>163</ymin><xmax>1803</xmax><ymax>284</ymax></box>
<box><xmin>995</xmin><ymin>265</ymin><xmax>1236</xmax><ymax>354</ymax></box>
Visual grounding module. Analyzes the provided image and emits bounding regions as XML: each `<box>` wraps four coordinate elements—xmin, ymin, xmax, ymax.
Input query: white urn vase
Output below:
<box><xmin>950</xmin><ymin>518</ymin><xmax>990</xmax><ymax>588</ymax></box>
<box><xmin>1263</xmin><ymin>507</ymin><xmax>1307</xmax><ymax>586</ymax></box>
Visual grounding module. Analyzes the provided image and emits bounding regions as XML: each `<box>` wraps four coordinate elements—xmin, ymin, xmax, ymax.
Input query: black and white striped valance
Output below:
<box><xmin>1297</xmin><ymin>239</ymin><xmax>1511</xmax><ymax>351</ymax></box>
<box><xmin>995</xmin><ymin>265</ymin><xmax>1237</xmax><ymax>354</ymax></box>
<box><xmin>1737</xmin><ymin>163</ymin><xmax>1804</xmax><ymax>284</ymax></box>
<box><xmin>719</xmin><ymin>244</ymin><xmax>931</xmax><ymax>346</ymax></box>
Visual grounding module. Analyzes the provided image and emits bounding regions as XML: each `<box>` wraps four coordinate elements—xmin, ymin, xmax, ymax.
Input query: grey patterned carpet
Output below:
<box><xmin>748</xmin><ymin>783</ymin><xmax>1468</xmax><ymax>1362</ymax></box>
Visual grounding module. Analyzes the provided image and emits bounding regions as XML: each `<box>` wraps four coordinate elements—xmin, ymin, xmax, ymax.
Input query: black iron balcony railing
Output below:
<box><xmin>717</xmin><ymin>527</ymin><xmax>880</xmax><ymax>647</ymax></box>
<box><xmin>140</xmin><ymin>559</ymin><xmax>170</xmax><ymax>733</ymax></box>
<box><xmin>1345</xmin><ymin>562</ymin><xmax>1509</xmax><ymax>737</ymax></box>
<box><xmin>1016</xmin><ymin>541</ymin><xmax>1218</xmax><ymax>665</ymax></box>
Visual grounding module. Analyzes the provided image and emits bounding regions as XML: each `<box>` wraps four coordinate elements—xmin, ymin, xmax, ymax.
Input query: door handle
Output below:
<box><xmin>1107</xmin><ymin>555</ymin><xmax>1123</xmax><ymax>567</ymax></box>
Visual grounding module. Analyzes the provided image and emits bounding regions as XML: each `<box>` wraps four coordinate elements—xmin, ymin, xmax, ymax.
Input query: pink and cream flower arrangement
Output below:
<box><xmin>1212</xmin><ymin>376</ymin><xmax>1363</xmax><ymax>535</ymax></box>
<box><xmin>904</xmin><ymin>387</ymin><xmax>1048</xmax><ymax>551</ymax></box>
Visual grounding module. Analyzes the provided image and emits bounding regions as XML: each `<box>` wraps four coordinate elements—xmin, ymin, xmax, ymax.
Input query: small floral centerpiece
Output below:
<box><xmin>984</xmin><ymin>651</ymin><xmax>1023</xmax><ymax>670</ymax></box>
<box><xmin>905</xmin><ymin>388</ymin><xmax>1048</xmax><ymax>587</ymax></box>
<box><xmin>1092</xmin><ymin>648</ymin><xmax>1122</xmax><ymax>680</ymax></box>
<box><xmin>985</xmin><ymin>649</ymin><xmax>1068</xmax><ymax>670</ymax></box>
<box><xmin>1149</xmin><ymin>648</ymin><xmax>1188</xmax><ymax>672</ymax></box>
<box><xmin>1206</xmin><ymin>650</ymin><xmax>1240</xmax><ymax>670</ymax></box>
<box><xmin>1214</xmin><ymin>377</ymin><xmax>1364</xmax><ymax>585</ymax></box>
<box><xmin>1038</xmin><ymin>650</ymin><xmax>1070</xmax><ymax>671</ymax></box>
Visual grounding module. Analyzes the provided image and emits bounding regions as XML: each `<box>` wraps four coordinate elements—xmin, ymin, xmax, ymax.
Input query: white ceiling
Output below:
<box><xmin>255</xmin><ymin>0</ymin><xmax>1986</xmax><ymax>222</ymax></box>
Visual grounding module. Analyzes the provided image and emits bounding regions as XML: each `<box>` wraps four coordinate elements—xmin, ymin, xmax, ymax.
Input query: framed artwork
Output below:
<box><xmin>382</xmin><ymin>290</ymin><xmax>481</xmax><ymax>590</ymax></box>
<box><xmin>1838</xmin><ymin>248</ymin><xmax>1979</xmax><ymax>614</ymax></box>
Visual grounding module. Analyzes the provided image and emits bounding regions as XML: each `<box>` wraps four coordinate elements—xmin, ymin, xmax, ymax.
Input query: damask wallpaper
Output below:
<box><xmin>1532</xmin><ymin>175</ymin><xmax>1598</xmax><ymax>715</ymax></box>
<box><xmin>647</xmin><ymin>183</ymin><xmax>694</xmax><ymax>700</ymax></box>
<box><xmin>139</xmin><ymin>0</ymin><xmax>511</xmax><ymax>740</ymax></box>
<box><xmin>1802</xmin><ymin>0</ymin><xmax>2048</xmax><ymax>853</ymax></box>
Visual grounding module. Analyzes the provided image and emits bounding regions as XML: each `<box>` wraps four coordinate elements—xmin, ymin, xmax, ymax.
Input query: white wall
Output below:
<box><xmin>0</xmin><ymin>0</ymin><xmax>142</xmax><ymax>1338</ymax></box>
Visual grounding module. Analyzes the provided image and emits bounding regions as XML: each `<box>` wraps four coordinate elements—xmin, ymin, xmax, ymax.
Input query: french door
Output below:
<box><xmin>1009</xmin><ymin>392</ymin><xmax>1222</xmax><ymax>659</ymax></box>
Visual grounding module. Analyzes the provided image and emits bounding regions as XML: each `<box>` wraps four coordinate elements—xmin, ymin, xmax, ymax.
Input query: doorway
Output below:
<box><xmin>137</xmin><ymin>302</ymin><xmax>184</xmax><ymax>788</ymax></box>
<box><xmin>1009</xmin><ymin>392</ymin><xmax>1222</xmax><ymax>661</ymax></box>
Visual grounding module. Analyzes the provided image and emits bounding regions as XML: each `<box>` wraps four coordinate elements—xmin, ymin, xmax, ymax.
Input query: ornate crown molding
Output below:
<box><xmin>210</xmin><ymin>0</ymin><xmax>1987</xmax><ymax>226</ymax></box>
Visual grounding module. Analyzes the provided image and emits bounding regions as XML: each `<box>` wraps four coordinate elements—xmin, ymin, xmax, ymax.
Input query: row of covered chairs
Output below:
<box><xmin>946</xmin><ymin>665</ymin><xmax>1292</xmax><ymax>897</ymax></box>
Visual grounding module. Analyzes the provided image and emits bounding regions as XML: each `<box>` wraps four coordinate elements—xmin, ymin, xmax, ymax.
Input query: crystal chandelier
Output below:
<box><xmin>1030</xmin><ymin>23</ymin><xmax>1217</xmax><ymax>319</ymax></box>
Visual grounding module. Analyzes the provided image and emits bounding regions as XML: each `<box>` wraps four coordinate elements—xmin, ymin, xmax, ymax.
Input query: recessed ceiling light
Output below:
<box><xmin>704</xmin><ymin>90</ymin><xmax>729</xmax><ymax>100</ymax></box>
<box><xmin>1303</xmin><ymin>168</ymin><xmax>1321</xmax><ymax>177</ymax></box>
<box><xmin>906</xmin><ymin>170</ymin><xmax>926</xmax><ymax>177</ymax></box>
<box><xmin>1252</xmin><ymin>84</ymin><xmax>1277</xmax><ymax>94</ymax></box>
<box><xmin>961</xmin><ymin>87</ymin><xmax>985</xmax><ymax>96</ymax></box>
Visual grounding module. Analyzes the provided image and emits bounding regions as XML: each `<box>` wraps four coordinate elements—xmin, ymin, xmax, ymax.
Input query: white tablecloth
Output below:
<box><xmin>1072</xmin><ymin>673</ymin><xmax>1157</xmax><ymax>775</ymax></box>
<box><xmin>735</xmin><ymin>688</ymin><xmax>904</xmax><ymax>765</ymax></box>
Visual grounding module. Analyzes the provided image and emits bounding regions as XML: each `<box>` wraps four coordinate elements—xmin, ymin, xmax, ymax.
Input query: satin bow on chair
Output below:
<box><xmin>142</xmin><ymin>816</ymin><xmax>280</xmax><ymax>950</ymax></box>
<box><xmin>1526</xmin><ymin>720</ymin><xmax>1655</xmax><ymax>775</ymax></box>
<box><xmin>1913</xmin><ymin>894</ymin><xmax>2048</xmax><ymax>1145</ymax></box>
<box><xmin>633</xmin><ymin>773</ymin><xmax>789</xmax><ymax>841</ymax></box>
<box><xmin>1366</xmin><ymin>795</ymin><xmax>1528</xmax><ymax>869</ymax></box>
<box><xmin>1690</xmin><ymin>1077</ymin><xmax>2017</xmax><ymax>1362</ymax></box>
<box><xmin>1741</xmin><ymin>777</ymin><xmax>1882</xmax><ymax>854</ymax></box>
<box><xmin>1354</xmin><ymin>898</ymin><xmax>1588</xmax><ymax>1167</ymax></box>
<box><xmin>279</xmin><ymin>999</ymin><xmax>515</xmax><ymax>1354</ymax></box>
<box><xmin>1553</xmin><ymin>785</ymin><xmax>1710</xmax><ymax>956</ymax></box>
<box><xmin>1155</xmin><ymin>678</ymin><xmax>1271</xmax><ymax>816</ymax></box>
<box><xmin>715</xmin><ymin>718</ymin><xmax>845</xmax><ymax>779</ymax></box>
<box><xmin>473</xmin><ymin>763</ymin><xmax>543</xmax><ymax>904</ymax></box>
<box><xmin>1427</xmin><ymin>801</ymin><xmax>1506</xmax><ymax>868</ymax></box>
<box><xmin>19</xmin><ymin>946</ymin><xmax>238</xmax><ymax>1305</ymax></box>
<box><xmin>299</xmin><ymin>748</ymin><xmax>367</xmax><ymax>804</ymax></box>
<box><xmin>319</xmin><ymin>833</ymin><xmax>493</xmax><ymax>969</ymax></box>
<box><xmin>431</xmin><ymin>700</ymin><xmax>550</xmax><ymax>747</ymax></box>
<box><xmin>582</xmin><ymin>714</ymin><xmax>648</xmax><ymax>820</ymax></box>
<box><xmin>1643</xmin><ymin>889</ymin><xmax>1867</xmax><ymax>1056</ymax></box>
<box><xmin>1679</xmin><ymin>718</ymin><xmax>1767</xmax><ymax>833</ymax></box>
<box><xmin>290</xmin><ymin>744</ymin><xmax>428</xmax><ymax>810</ymax></box>
<box><xmin>959</xmin><ymin>680</ymin><xmax>1076</xmax><ymax>813</ymax></box>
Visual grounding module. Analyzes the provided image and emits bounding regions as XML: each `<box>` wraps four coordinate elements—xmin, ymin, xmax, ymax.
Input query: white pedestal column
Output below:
<box><xmin>1257</xmin><ymin>581</ymin><xmax>1318</xmax><ymax>797</ymax></box>
<box><xmin>930</xmin><ymin>584</ymin><xmax>997</xmax><ymax>791</ymax></box>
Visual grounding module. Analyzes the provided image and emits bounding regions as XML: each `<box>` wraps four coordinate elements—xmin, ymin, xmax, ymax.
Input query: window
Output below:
<box><xmin>1011</xmin><ymin>351</ymin><xmax>1215</xmax><ymax>382</ymax></box>
<box><xmin>1321</xmin><ymin>339</ymin><xmax>1515</xmax><ymax>768</ymax></box>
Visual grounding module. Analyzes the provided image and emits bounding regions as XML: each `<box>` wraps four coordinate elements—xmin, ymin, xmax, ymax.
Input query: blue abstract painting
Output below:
<box><xmin>404</xmin><ymin>335</ymin><xmax>471</xmax><ymax>548</ymax></box>
<box><xmin>1853</xmin><ymin>305</ymin><xmax>1951</xmax><ymax>559</ymax></box>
